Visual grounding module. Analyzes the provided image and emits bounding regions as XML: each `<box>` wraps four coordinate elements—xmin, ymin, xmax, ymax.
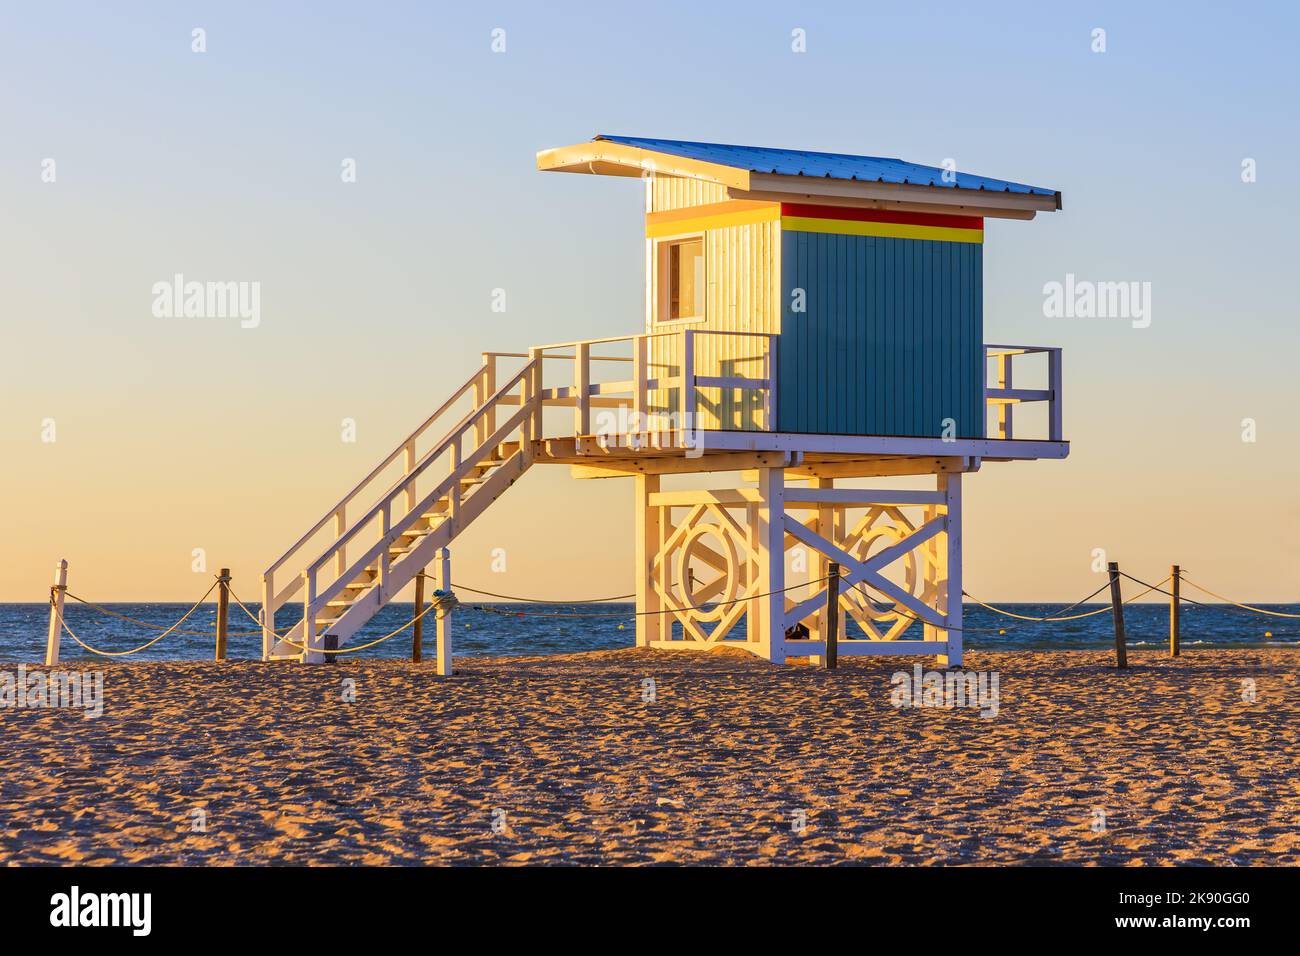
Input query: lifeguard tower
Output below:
<box><xmin>261</xmin><ymin>135</ymin><xmax>1066</xmax><ymax>671</ymax></box>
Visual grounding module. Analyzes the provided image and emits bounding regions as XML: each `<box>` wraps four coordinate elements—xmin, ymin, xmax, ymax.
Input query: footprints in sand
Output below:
<box><xmin>0</xmin><ymin>649</ymin><xmax>1296</xmax><ymax>864</ymax></box>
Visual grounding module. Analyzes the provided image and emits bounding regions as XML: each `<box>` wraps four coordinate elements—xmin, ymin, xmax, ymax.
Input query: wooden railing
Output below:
<box><xmin>985</xmin><ymin>344</ymin><xmax>1063</xmax><ymax>442</ymax></box>
<box><xmin>501</xmin><ymin>328</ymin><xmax>779</xmax><ymax>438</ymax></box>
<box><xmin>260</xmin><ymin>359</ymin><xmax>536</xmax><ymax>657</ymax></box>
<box><xmin>262</xmin><ymin>328</ymin><xmax>777</xmax><ymax>657</ymax></box>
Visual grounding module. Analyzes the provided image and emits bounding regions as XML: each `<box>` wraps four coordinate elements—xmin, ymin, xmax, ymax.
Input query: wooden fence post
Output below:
<box><xmin>1169</xmin><ymin>564</ymin><xmax>1181</xmax><ymax>658</ymax></box>
<box><xmin>45</xmin><ymin>559</ymin><xmax>68</xmax><ymax>666</ymax></box>
<box><xmin>825</xmin><ymin>562</ymin><xmax>840</xmax><ymax>670</ymax></box>
<box><xmin>435</xmin><ymin>548</ymin><xmax>452</xmax><ymax>677</ymax></box>
<box><xmin>412</xmin><ymin>569</ymin><xmax>425</xmax><ymax>663</ymax></box>
<box><xmin>215</xmin><ymin>568</ymin><xmax>230</xmax><ymax>661</ymax></box>
<box><xmin>1107</xmin><ymin>561</ymin><xmax>1127</xmax><ymax>669</ymax></box>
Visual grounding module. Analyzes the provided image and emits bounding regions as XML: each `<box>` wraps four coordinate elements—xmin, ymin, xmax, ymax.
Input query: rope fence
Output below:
<box><xmin>38</xmin><ymin>559</ymin><xmax>1297</xmax><ymax>665</ymax></box>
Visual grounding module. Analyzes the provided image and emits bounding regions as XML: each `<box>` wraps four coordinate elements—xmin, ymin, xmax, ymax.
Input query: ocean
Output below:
<box><xmin>2</xmin><ymin>599</ymin><xmax>1297</xmax><ymax>663</ymax></box>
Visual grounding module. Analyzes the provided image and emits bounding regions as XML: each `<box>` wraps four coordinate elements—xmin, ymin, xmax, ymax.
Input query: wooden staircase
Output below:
<box><xmin>260</xmin><ymin>358</ymin><xmax>541</xmax><ymax>663</ymax></box>
<box><xmin>260</xmin><ymin>327</ymin><xmax>778</xmax><ymax>664</ymax></box>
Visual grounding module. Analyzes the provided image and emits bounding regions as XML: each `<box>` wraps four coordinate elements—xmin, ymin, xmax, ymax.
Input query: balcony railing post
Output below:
<box><xmin>996</xmin><ymin>352</ymin><xmax>1014</xmax><ymax>439</ymax></box>
<box><xmin>633</xmin><ymin>335</ymin><xmax>649</xmax><ymax>437</ymax></box>
<box><xmin>575</xmin><ymin>341</ymin><xmax>591</xmax><ymax>436</ymax></box>
<box><xmin>767</xmin><ymin>333</ymin><xmax>779</xmax><ymax>431</ymax></box>
<box><xmin>1048</xmin><ymin>348</ymin><xmax>1063</xmax><ymax>442</ymax></box>
<box><xmin>528</xmin><ymin>347</ymin><xmax>544</xmax><ymax>444</ymax></box>
<box><xmin>681</xmin><ymin>329</ymin><xmax>696</xmax><ymax>439</ymax></box>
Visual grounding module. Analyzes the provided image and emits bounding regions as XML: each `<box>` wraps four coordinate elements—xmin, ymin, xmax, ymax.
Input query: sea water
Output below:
<box><xmin>1</xmin><ymin>600</ymin><xmax>1296</xmax><ymax>663</ymax></box>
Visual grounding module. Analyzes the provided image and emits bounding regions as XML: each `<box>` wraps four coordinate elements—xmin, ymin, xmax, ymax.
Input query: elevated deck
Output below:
<box><xmin>499</xmin><ymin>330</ymin><xmax>1065</xmax><ymax>476</ymax></box>
<box><xmin>260</xmin><ymin>328</ymin><xmax>1065</xmax><ymax>667</ymax></box>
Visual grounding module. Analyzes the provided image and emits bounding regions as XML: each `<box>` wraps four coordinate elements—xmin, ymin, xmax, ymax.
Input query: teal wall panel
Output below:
<box><xmin>778</xmin><ymin>232</ymin><xmax>983</xmax><ymax>438</ymax></box>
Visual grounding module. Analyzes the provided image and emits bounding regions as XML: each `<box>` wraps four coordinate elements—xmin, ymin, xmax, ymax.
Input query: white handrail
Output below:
<box><xmin>307</xmin><ymin>360</ymin><xmax>537</xmax><ymax>575</ymax></box>
<box><xmin>984</xmin><ymin>344</ymin><xmax>1063</xmax><ymax>442</ymax></box>
<box><xmin>264</xmin><ymin>363</ymin><xmax>487</xmax><ymax>578</ymax></box>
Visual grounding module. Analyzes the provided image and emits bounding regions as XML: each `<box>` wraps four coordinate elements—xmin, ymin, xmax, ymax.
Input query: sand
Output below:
<box><xmin>1</xmin><ymin>647</ymin><xmax>1296</xmax><ymax>865</ymax></box>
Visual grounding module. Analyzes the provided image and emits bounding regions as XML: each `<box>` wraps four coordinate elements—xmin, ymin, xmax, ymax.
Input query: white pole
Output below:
<box><xmin>757</xmin><ymin>466</ymin><xmax>786</xmax><ymax>664</ymax></box>
<box><xmin>45</xmin><ymin>558</ymin><xmax>68</xmax><ymax>666</ymax></box>
<box><xmin>938</xmin><ymin>473</ymin><xmax>964</xmax><ymax>668</ymax></box>
<box><xmin>634</xmin><ymin>474</ymin><xmax>661</xmax><ymax>647</ymax></box>
<box><xmin>435</xmin><ymin>547</ymin><xmax>453</xmax><ymax>676</ymax></box>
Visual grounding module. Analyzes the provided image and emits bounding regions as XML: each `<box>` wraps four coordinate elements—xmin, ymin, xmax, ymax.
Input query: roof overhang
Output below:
<box><xmin>537</xmin><ymin>141</ymin><xmax>1061</xmax><ymax>220</ymax></box>
<box><xmin>536</xmin><ymin>141</ymin><xmax>751</xmax><ymax>190</ymax></box>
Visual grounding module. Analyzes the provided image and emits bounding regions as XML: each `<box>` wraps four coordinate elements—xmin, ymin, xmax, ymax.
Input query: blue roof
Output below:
<box><xmin>595</xmin><ymin>135</ymin><xmax>1058</xmax><ymax>198</ymax></box>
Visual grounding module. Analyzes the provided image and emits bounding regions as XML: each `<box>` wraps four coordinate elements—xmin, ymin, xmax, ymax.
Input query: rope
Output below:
<box><xmin>64</xmin><ymin>591</ymin><xmax>264</xmax><ymax>638</ymax></box>
<box><xmin>1179</xmin><ymin>577</ymin><xmax>1300</xmax><ymax>619</ymax></box>
<box><xmin>265</xmin><ymin>597</ymin><xmax>444</xmax><ymax>655</ymax></box>
<box><xmin>963</xmin><ymin>575</ymin><xmax>1170</xmax><ymax>623</ymax></box>
<box><xmin>229</xmin><ymin>582</ymin><xmax>455</xmax><ymax>655</ymax></box>
<box><xmin>57</xmin><ymin>580</ymin><xmax>219</xmax><ymax>657</ymax></box>
<box><xmin>461</xmin><ymin>574</ymin><xmax>834</xmax><ymax>619</ymax></box>
<box><xmin>228</xmin><ymin>586</ymin><xmax>287</xmax><ymax>637</ymax></box>
<box><xmin>451</xmin><ymin>584</ymin><xmax>635</xmax><ymax>603</ymax></box>
<box><xmin>844</xmin><ymin>578</ymin><xmax>1006</xmax><ymax>634</ymax></box>
<box><xmin>1117</xmin><ymin>571</ymin><xmax>1290</xmax><ymax>624</ymax></box>
<box><xmin>963</xmin><ymin>580</ymin><xmax>1112</xmax><ymax>622</ymax></box>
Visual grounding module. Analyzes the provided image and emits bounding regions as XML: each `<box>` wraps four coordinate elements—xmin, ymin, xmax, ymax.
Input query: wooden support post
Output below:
<box><xmin>756</xmin><ymin>466</ymin><xmax>786</xmax><ymax>664</ymax></box>
<box><xmin>634</xmin><ymin>474</ymin><xmax>662</xmax><ymax>647</ymax></box>
<box><xmin>435</xmin><ymin>547</ymin><xmax>452</xmax><ymax>676</ymax></box>
<box><xmin>938</xmin><ymin>472</ymin><xmax>964</xmax><ymax>668</ymax></box>
<box><xmin>333</xmin><ymin>508</ymin><xmax>346</xmax><ymax>578</ymax></box>
<box><xmin>45</xmin><ymin>558</ymin><xmax>68</xmax><ymax>666</ymax></box>
<box><xmin>412</xmin><ymin>569</ymin><xmax>425</xmax><ymax>663</ymax></box>
<box><xmin>302</xmin><ymin>570</ymin><xmax>324</xmax><ymax>664</ymax></box>
<box><xmin>403</xmin><ymin>441</ymin><xmax>417</xmax><ymax>513</ymax></box>
<box><xmin>1169</xmin><ymin>564</ymin><xmax>1181</xmax><ymax>658</ymax></box>
<box><xmin>1108</xmin><ymin>561</ymin><xmax>1127</xmax><ymax>669</ymax></box>
<box><xmin>825</xmin><ymin>561</ymin><xmax>839</xmax><ymax>670</ymax></box>
<box><xmin>808</xmin><ymin>477</ymin><xmax>834</xmax><ymax>666</ymax></box>
<box><xmin>481</xmin><ymin>353</ymin><xmax>497</xmax><ymax>439</ymax></box>
<box><xmin>260</xmin><ymin>570</ymin><xmax>275</xmax><ymax>661</ymax></box>
<box><xmin>215</xmin><ymin>568</ymin><xmax>230</xmax><ymax>661</ymax></box>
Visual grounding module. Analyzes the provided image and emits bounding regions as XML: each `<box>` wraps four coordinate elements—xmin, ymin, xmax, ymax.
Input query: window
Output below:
<box><xmin>660</xmin><ymin>237</ymin><xmax>705</xmax><ymax>322</ymax></box>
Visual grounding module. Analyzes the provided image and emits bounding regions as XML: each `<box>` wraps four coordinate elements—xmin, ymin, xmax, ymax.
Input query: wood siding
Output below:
<box><xmin>778</xmin><ymin>231</ymin><xmax>983</xmax><ymax>438</ymax></box>
<box><xmin>649</xmin><ymin>176</ymin><xmax>729</xmax><ymax>213</ymax></box>
<box><xmin>646</xmin><ymin>179</ymin><xmax>780</xmax><ymax>431</ymax></box>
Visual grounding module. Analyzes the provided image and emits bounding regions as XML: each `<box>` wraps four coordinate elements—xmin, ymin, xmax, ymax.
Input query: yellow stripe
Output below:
<box><xmin>780</xmin><ymin>216</ymin><xmax>983</xmax><ymax>244</ymax></box>
<box><xmin>645</xmin><ymin>205</ymin><xmax>781</xmax><ymax>238</ymax></box>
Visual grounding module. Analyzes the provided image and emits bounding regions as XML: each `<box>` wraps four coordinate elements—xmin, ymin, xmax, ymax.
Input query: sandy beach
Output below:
<box><xmin>2</xmin><ymin>647</ymin><xmax>1296</xmax><ymax>865</ymax></box>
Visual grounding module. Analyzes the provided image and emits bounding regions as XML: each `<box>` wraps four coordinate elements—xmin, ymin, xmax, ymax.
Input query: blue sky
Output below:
<box><xmin>2</xmin><ymin>1</ymin><xmax>1297</xmax><ymax>600</ymax></box>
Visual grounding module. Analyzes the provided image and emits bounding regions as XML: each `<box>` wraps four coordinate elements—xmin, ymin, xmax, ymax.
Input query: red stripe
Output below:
<box><xmin>780</xmin><ymin>203</ymin><xmax>983</xmax><ymax>231</ymax></box>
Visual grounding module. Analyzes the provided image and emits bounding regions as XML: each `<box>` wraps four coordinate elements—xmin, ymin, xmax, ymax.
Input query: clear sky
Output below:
<box><xmin>2</xmin><ymin>1</ymin><xmax>1297</xmax><ymax>603</ymax></box>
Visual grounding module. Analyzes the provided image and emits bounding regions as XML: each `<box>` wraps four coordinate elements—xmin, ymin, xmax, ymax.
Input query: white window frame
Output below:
<box><xmin>655</xmin><ymin>233</ymin><xmax>707</xmax><ymax>326</ymax></box>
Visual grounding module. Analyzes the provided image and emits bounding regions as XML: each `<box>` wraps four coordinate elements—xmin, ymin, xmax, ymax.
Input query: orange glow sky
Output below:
<box><xmin>3</xmin><ymin>3</ymin><xmax>1298</xmax><ymax>603</ymax></box>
